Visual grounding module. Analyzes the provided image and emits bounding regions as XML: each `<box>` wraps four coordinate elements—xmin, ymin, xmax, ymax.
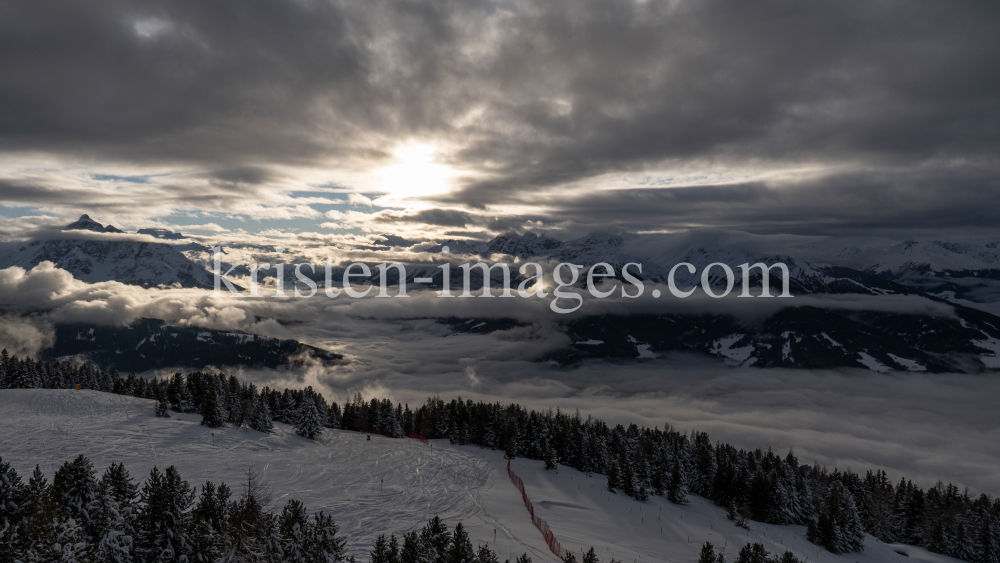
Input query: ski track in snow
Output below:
<box><xmin>0</xmin><ymin>390</ymin><xmax>971</xmax><ymax>563</ymax></box>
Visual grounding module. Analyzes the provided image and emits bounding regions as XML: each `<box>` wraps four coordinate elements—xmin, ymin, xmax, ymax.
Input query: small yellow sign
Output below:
<box><xmin>75</xmin><ymin>384</ymin><xmax>81</xmax><ymax>390</ymax></box>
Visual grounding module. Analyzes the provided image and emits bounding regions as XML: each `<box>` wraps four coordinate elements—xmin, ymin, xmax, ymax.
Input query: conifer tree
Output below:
<box><xmin>447</xmin><ymin>522</ymin><xmax>474</xmax><ymax>563</ymax></box>
<box><xmin>400</xmin><ymin>531</ymin><xmax>421</xmax><ymax>563</ymax></box>
<box><xmin>223</xmin><ymin>465</ymin><xmax>274</xmax><ymax>563</ymax></box>
<box><xmin>667</xmin><ymin>459</ymin><xmax>688</xmax><ymax>504</ymax></box>
<box><xmin>0</xmin><ymin>459</ymin><xmax>27</xmax><ymax>563</ymax></box>
<box><xmin>606</xmin><ymin>460</ymin><xmax>621</xmax><ymax>493</ymax></box>
<box><xmin>699</xmin><ymin>543</ymin><xmax>718</xmax><ymax>563</ymax></box>
<box><xmin>583</xmin><ymin>547</ymin><xmax>599</xmax><ymax>563</ymax></box>
<box><xmin>418</xmin><ymin>516</ymin><xmax>450</xmax><ymax>563</ymax></box>
<box><xmin>52</xmin><ymin>455</ymin><xmax>100</xmax><ymax>541</ymax></box>
<box><xmin>136</xmin><ymin>466</ymin><xmax>195</xmax><ymax>563</ymax></box>
<box><xmin>975</xmin><ymin>516</ymin><xmax>1000</xmax><ymax>563</ymax></box>
<box><xmin>326</xmin><ymin>402</ymin><xmax>342</xmax><ymax>429</ymax></box>
<box><xmin>251</xmin><ymin>400</ymin><xmax>274</xmax><ymax>434</ymax></box>
<box><xmin>371</xmin><ymin>534</ymin><xmax>401</xmax><ymax>563</ymax></box>
<box><xmin>201</xmin><ymin>389</ymin><xmax>226</xmax><ymax>428</ymax></box>
<box><xmin>155</xmin><ymin>396</ymin><xmax>170</xmax><ymax>418</ymax></box>
<box><xmin>735</xmin><ymin>543</ymin><xmax>769</xmax><ymax>563</ymax></box>
<box><xmin>190</xmin><ymin>481</ymin><xmax>230</xmax><ymax>563</ymax></box>
<box><xmin>93</xmin><ymin>480</ymin><xmax>133</xmax><ymax>563</ymax></box>
<box><xmin>307</xmin><ymin>511</ymin><xmax>347</xmax><ymax>562</ymax></box>
<box><xmin>475</xmin><ymin>544</ymin><xmax>499</xmax><ymax>563</ymax></box>
<box><xmin>279</xmin><ymin>499</ymin><xmax>309</xmax><ymax>563</ymax></box>
<box><xmin>295</xmin><ymin>397</ymin><xmax>323</xmax><ymax>440</ymax></box>
<box><xmin>807</xmin><ymin>481</ymin><xmax>865</xmax><ymax>553</ymax></box>
<box><xmin>544</xmin><ymin>447</ymin><xmax>557</xmax><ymax>471</ymax></box>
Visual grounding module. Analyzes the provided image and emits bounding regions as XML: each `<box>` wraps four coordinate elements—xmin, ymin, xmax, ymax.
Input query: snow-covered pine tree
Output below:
<box><xmin>51</xmin><ymin>455</ymin><xmax>100</xmax><ymax>541</ymax></box>
<box><xmin>47</xmin><ymin>514</ymin><xmax>90</xmax><ymax>563</ymax></box>
<box><xmin>735</xmin><ymin>543</ymin><xmax>769</xmax><ymax>563</ymax></box>
<box><xmin>606</xmin><ymin>460</ymin><xmax>621</xmax><ymax>493</ymax></box>
<box><xmin>974</xmin><ymin>514</ymin><xmax>1000</xmax><ymax>563</ymax></box>
<box><xmin>370</xmin><ymin>534</ymin><xmax>400</xmax><ymax>563</ymax></box>
<box><xmin>698</xmin><ymin>542</ymin><xmax>719</xmax><ymax>563</ymax></box>
<box><xmin>447</xmin><ymin>522</ymin><xmax>475</xmax><ymax>563</ymax></box>
<box><xmin>280</xmin><ymin>390</ymin><xmax>298</xmax><ymax>424</ymax></box>
<box><xmin>0</xmin><ymin>458</ymin><xmax>27</xmax><ymax>563</ymax></box>
<box><xmin>251</xmin><ymin>399</ymin><xmax>274</xmax><ymax>434</ymax></box>
<box><xmin>136</xmin><ymin>466</ymin><xmax>195</xmax><ymax>563</ymax></box>
<box><xmin>155</xmin><ymin>396</ymin><xmax>170</xmax><ymax>418</ymax></box>
<box><xmin>583</xmin><ymin>547</ymin><xmax>600</xmax><ymax>563</ymax></box>
<box><xmin>326</xmin><ymin>402</ymin><xmax>342</xmax><ymax>429</ymax></box>
<box><xmin>295</xmin><ymin>397</ymin><xmax>323</xmax><ymax>440</ymax></box>
<box><xmin>222</xmin><ymin>466</ymin><xmax>274</xmax><ymax>563</ymax></box>
<box><xmin>667</xmin><ymin>458</ymin><xmax>688</xmax><ymax>504</ymax></box>
<box><xmin>279</xmin><ymin>499</ymin><xmax>309</xmax><ymax>563</ymax></box>
<box><xmin>808</xmin><ymin>480</ymin><xmax>865</xmax><ymax>554</ymax></box>
<box><xmin>691</xmin><ymin>432</ymin><xmax>717</xmax><ymax>498</ymax></box>
<box><xmin>92</xmin><ymin>480</ymin><xmax>133</xmax><ymax>563</ymax></box>
<box><xmin>621</xmin><ymin>454</ymin><xmax>637</xmax><ymax>498</ymax></box>
<box><xmin>226</xmin><ymin>376</ymin><xmax>243</xmax><ymax>425</ymax></box>
<box><xmin>727</xmin><ymin>501</ymin><xmax>739</xmax><ymax>521</ymax></box>
<box><xmin>419</xmin><ymin>516</ymin><xmax>449</xmax><ymax>563</ymax></box>
<box><xmin>475</xmin><ymin>544</ymin><xmax>499</xmax><ymax>563</ymax></box>
<box><xmin>200</xmin><ymin>389</ymin><xmax>226</xmax><ymax>428</ymax></box>
<box><xmin>389</xmin><ymin>406</ymin><xmax>405</xmax><ymax>439</ymax></box>
<box><xmin>400</xmin><ymin>531</ymin><xmax>421</xmax><ymax>563</ymax></box>
<box><xmin>100</xmin><ymin>463</ymin><xmax>138</xmax><ymax>527</ymax></box>
<box><xmin>544</xmin><ymin>446</ymin><xmax>557</xmax><ymax>471</ymax></box>
<box><xmin>307</xmin><ymin>511</ymin><xmax>347</xmax><ymax>563</ymax></box>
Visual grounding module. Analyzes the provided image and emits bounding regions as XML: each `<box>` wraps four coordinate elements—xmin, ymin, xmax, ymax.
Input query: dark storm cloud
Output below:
<box><xmin>521</xmin><ymin>162</ymin><xmax>1000</xmax><ymax>236</ymax></box>
<box><xmin>1</xmin><ymin>0</ymin><xmax>999</xmax><ymax>233</ymax></box>
<box><xmin>384</xmin><ymin>208</ymin><xmax>475</xmax><ymax>228</ymax></box>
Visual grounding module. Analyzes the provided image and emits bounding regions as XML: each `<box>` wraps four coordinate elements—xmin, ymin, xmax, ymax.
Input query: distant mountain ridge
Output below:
<box><xmin>0</xmin><ymin>215</ymin><xmax>214</xmax><ymax>288</ymax></box>
<box><xmin>42</xmin><ymin>318</ymin><xmax>342</xmax><ymax>372</ymax></box>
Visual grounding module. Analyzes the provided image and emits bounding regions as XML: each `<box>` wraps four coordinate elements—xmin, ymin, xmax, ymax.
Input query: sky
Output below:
<box><xmin>1</xmin><ymin>0</ymin><xmax>999</xmax><ymax>242</ymax></box>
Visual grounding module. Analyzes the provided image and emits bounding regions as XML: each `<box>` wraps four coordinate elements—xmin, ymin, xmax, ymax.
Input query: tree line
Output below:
<box><xmin>1</xmin><ymin>351</ymin><xmax>998</xmax><ymax>560</ymax></box>
<box><xmin>0</xmin><ymin>455</ymin><xmax>546</xmax><ymax>563</ymax></box>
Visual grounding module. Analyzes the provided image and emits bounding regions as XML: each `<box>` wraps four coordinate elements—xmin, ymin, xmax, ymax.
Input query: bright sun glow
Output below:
<box><xmin>376</xmin><ymin>143</ymin><xmax>455</xmax><ymax>200</ymax></box>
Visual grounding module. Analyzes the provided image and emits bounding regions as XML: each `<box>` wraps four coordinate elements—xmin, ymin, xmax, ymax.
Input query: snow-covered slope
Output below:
<box><xmin>0</xmin><ymin>390</ymin><xmax>971</xmax><ymax>563</ymax></box>
<box><xmin>842</xmin><ymin>241</ymin><xmax>1000</xmax><ymax>275</ymax></box>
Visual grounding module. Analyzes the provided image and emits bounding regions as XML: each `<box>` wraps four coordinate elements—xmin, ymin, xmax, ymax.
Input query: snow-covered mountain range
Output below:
<box><xmin>43</xmin><ymin>318</ymin><xmax>342</xmax><ymax>372</ymax></box>
<box><xmin>3</xmin><ymin>218</ymin><xmax>1000</xmax><ymax>372</ymax></box>
<box><xmin>0</xmin><ymin>215</ymin><xmax>214</xmax><ymax>288</ymax></box>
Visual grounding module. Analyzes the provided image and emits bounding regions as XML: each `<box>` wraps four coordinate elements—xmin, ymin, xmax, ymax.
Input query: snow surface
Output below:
<box><xmin>858</xmin><ymin>352</ymin><xmax>891</xmax><ymax>373</ymax></box>
<box><xmin>711</xmin><ymin>335</ymin><xmax>755</xmax><ymax>366</ymax></box>
<box><xmin>887</xmin><ymin>354</ymin><xmax>927</xmax><ymax>372</ymax></box>
<box><xmin>0</xmin><ymin>390</ymin><xmax>971</xmax><ymax>563</ymax></box>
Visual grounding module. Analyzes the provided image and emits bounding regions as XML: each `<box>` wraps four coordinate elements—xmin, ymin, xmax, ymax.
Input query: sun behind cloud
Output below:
<box><xmin>375</xmin><ymin>143</ymin><xmax>457</xmax><ymax>202</ymax></box>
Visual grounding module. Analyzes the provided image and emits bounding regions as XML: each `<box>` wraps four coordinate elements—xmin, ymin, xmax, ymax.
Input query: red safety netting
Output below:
<box><xmin>507</xmin><ymin>459</ymin><xmax>576</xmax><ymax>560</ymax></box>
<box><xmin>408</xmin><ymin>433</ymin><xmax>429</xmax><ymax>445</ymax></box>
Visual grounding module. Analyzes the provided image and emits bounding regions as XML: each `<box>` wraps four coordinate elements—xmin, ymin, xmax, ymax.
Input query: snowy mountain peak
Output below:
<box><xmin>65</xmin><ymin>214</ymin><xmax>124</xmax><ymax>234</ymax></box>
<box><xmin>137</xmin><ymin>227</ymin><xmax>185</xmax><ymax>240</ymax></box>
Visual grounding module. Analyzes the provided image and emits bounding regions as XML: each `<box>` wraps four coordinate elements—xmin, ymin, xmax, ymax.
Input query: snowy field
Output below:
<box><xmin>0</xmin><ymin>389</ymin><xmax>969</xmax><ymax>563</ymax></box>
